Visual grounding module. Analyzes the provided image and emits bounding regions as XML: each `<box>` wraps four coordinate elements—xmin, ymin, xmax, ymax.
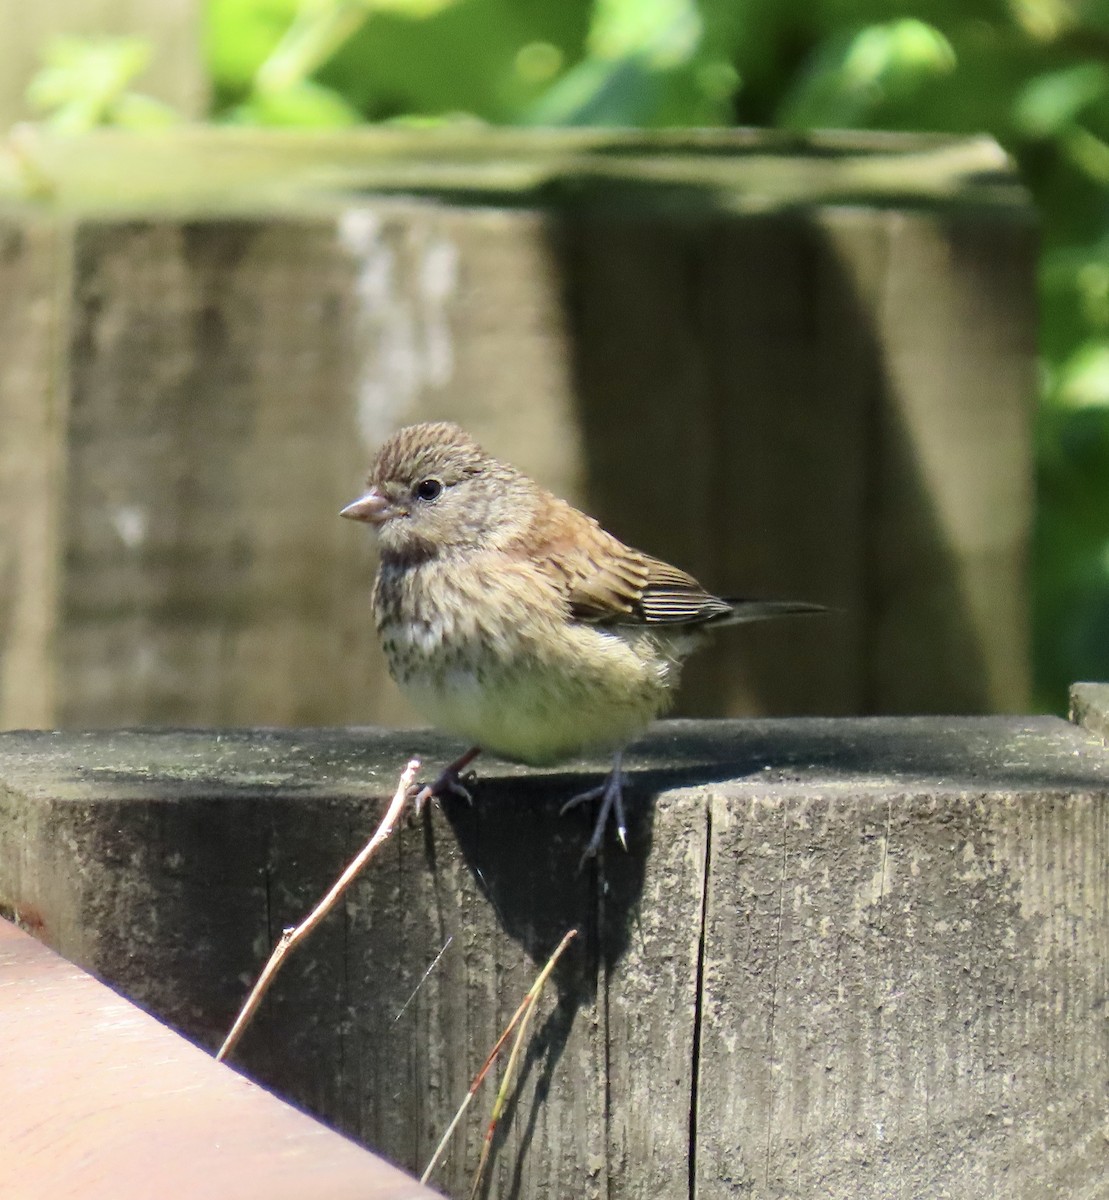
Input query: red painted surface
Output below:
<box><xmin>0</xmin><ymin>919</ymin><xmax>433</xmax><ymax>1200</ymax></box>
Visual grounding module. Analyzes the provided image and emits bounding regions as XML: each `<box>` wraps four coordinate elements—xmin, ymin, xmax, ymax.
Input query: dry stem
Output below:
<box><xmin>216</xmin><ymin>757</ymin><xmax>421</xmax><ymax>1063</ymax></box>
<box><xmin>421</xmin><ymin>928</ymin><xmax>579</xmax><ymax>1190</ymax></box>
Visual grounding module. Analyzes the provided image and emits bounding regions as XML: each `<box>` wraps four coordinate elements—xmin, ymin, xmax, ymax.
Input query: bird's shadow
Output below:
<box><xmin>438</xmin><ymin>762</ymin><xmax>674</xmax><ymax>979</ymax></box>
<box><xmin>437</xmin><ymin>763</ymin><xmax>663</xmax><ymax>1200</ymax></box>
<box><xmin>432</xmin><ymin>740</ymin><xmax>758</xmax><ymax>1198</ymax></box>
<box><xmin>434</xmin><ymin>729</ymin><xmax>811</xmax><ymax>997</ymax></box>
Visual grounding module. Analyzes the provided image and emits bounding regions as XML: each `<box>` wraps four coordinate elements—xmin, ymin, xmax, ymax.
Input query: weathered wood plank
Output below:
<box><xmin>692</xmin><ymin>211</ymin><xmax>883</xmax><ymax>716</ymax></box>
<box><xmin>695</xmin><ymin>718</ymin><xmax>1109</xmax><ymax>1199</ymax></box>
<box><xmin>52</xmin><ymin>209</ymin><xmax>589</xmax><ymax>729</ymax></box>
<box><xmin>557</xmin><ymin>213</ymin><xmax>727</xmax><ymax>725</ymax></box>
<box><xmin>60</xmin><ymin>218</ymin><xmax>386</xmax><ymax>726</ymax></box>
<box><xmin>602</xmin><ymin>781</ymin><xmax>708</xmax><ymax>1200</ymax></box>
<box><xmin>0</xmin><ymin>728</ymin><xmax>610</xmax><ymax>1197</ymax></box>
<box><xmin>1070</xmin><ymin>680</ymin><xmax>1109</xmax><ymax>743</ymax></box>
<box><xmin>0</xmin><ymin>214</ymin><xmax>66</xmax><ymax>728</ymax></box>
<box><xmin>424</xmin><ymin>780</ymin><xmax>606</xmax><ymax>1200</ymax></box>
<box><xmin>0</xmin><ymin>128</ymin><xmax>1023</xmax><ymax>212</ymax></box>
<box><xmin>868</xmin><ymin>211</ymin><xmax>1037</xmax><ymax>713</ymax></box>
<box><xmin>1</xmin><ymin>719</ymin><xmax>1108</xmax><ymax>1198</ymax></box>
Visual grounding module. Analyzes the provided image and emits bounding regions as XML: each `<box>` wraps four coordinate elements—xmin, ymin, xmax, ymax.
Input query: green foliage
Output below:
<box><xmin>777</xmin><ymin>19</ymin><xmax>957</xmax><ymax>129</ymax></box>
<box><xmin>26</xmin><ymin>36</ymin><xmax>179</xmax><ymax>131</ymax></box>
<box><xmin>206</xmin><ymin>0</ymin><xmax>593</xmax><ymax>124</ymax></box>
<box><xmin>1014</xmin><ymin>63</ymin><xmax>1109</xmax><ymax>138</ymax></box>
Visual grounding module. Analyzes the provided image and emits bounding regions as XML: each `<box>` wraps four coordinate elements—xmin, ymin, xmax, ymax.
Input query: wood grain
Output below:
<box><xmin>0</xmin><ymin>214</ymin><xmax>65</xmax><ymax>727</ymax></box>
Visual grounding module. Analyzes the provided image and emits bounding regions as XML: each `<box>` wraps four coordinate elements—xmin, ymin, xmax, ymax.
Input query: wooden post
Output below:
<box><xmin>0</xmin><ymin>130</ymin><xmax>1036</xmax><ymax>727</ymax></box>
<box><xmin>0</xmin><ymin>710</ymin><xmax>1106</xmax><ymax>1198</ymax></box>
<box><xmin>0</xmin><ymin>214</ymin><xmax>65</xmax><ymax>726</ymax></box>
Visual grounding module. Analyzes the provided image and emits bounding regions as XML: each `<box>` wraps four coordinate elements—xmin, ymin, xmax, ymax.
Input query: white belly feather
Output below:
<box><xmin>382</xmin><ymin>617</ymin><xmax>679</xmax><ymax>765</ymax></box>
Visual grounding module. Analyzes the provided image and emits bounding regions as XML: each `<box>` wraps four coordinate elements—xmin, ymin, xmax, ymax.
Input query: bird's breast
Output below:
<box><xmin>370</xmin><ymin>557</ymin><xmax>684</xmax><ymax>764</ymax></box>
<box><xmin>373</xmin><ymin>558</ymin><xmax>508</xmax><ymax>675</ymax></box>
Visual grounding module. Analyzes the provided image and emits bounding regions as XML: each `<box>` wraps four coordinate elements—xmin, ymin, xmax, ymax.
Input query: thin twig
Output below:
<box><xmin>468</xmin><ymin>930</ymin><xmax>576</xmax><ymax>1199</ymax></box>
<box><xmin>393</xmin><ymin>935</ymin><xmax>454</xmax><ymax>1024</ymax></box>
<box><xmin>421</xmin><ymin>928</ymin><xmax>578</xmax><ymax>1189</ymax></box>
<box><xmin>420</xmin><ymin>994</ymin><xmax>531</xmax><ymax>1183</ymax></box>
<box><xmin>216</xmin><ymin>758</ymin><xmax>421</xmax><ymax>1063</ymax></box>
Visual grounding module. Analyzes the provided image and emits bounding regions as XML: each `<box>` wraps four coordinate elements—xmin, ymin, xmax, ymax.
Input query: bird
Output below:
<box><xmin>341</xmin><ymin>421</ymin><xmax>823</xmax><ymax>858</ymax></box>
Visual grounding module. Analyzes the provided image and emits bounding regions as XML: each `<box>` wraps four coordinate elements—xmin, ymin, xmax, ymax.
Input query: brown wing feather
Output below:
<box><xmin>511</xmin><ymin>496</ymin><xmax>732</xmax><ymax>627</ymax></box>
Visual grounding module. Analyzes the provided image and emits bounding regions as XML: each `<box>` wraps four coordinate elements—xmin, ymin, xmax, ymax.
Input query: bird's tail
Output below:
<box><xmin>716</xmin><ymin>599</ymin><xmax>828</xmax><ymax>626</ymax></box>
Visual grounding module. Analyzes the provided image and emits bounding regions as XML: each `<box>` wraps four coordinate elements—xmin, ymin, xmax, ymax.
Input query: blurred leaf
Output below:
<box><xmin>1034</xmin><ymin>511</ymin><xmax>1109</xmax><ymax>709</ymax></box>
<box><xmin>212</xmin><ymin>0</ymin><xmax>589</xmax><ymax>123</ymax></box>
<box><xmin>257</xmin><ymin>0</ymin><xmax>463</xmax><ymax>96</ymax></box>
<box><xmin>1061</xmin><ymin>124</ymin><xmax>1109</xmax><ymax>184</ymax></box>
<box><xmin>696</xmin><ymin>58</ymin><xmax>740</xmax><ymax>102</ymax></box>
<box><xmin>254</xmin><ymin>2</ymin><xmax>370</xmax><ymax>94</ymax></box>
<box><xmin>1014</xmin><ymin>63</ymin><xmax>1109</xmax><ymax>136</ymax></box>
<box><xmin>525</xmin><ymin>54</ymin><xmax>661</xmax><ymax>125</ymax></box>
<box><xmin>588</xmin><ymin>0</ymin><xmax>702</xmax><ymax>67</ymax></box>
<box><xmin>1077</xmin><ymin>258</ymin><xmax>1109</xmax><ymax>329</ymax></box>
<box><xmin>206</xmin><ymin>0</ymin><xmax>299</xmax><ymax>95</ymax></box>
<box><xmin>1054</xmin><ymin>339</ymin><xmax>1109</xmax><ymax>408</ymax></box>
<box><xmin>1008</xmin><ymin>0</ymin><xmax>1080</xmax><ymax>43</ymax></box>
<box><xmin>110</xmin><ymin>93</ymin><xmax>182</xmax><ymax>130</ymax></box>
<box><xmin>524</xmin><ymin>0</ymin><xmax>737</xmax><ymax>126</ymax></box>
<box><xmin>209</xmin><ymin>0</ymin><xmax>465</xmax><ymax>112</ymax></box>
<box><xmin>779</xmin><ymin>19</ymin><xmax>956</xmax><ymax>129</ymax></box>
<box><xmin>27</xmin><ymin>35</ymin><xmax>150</xmax><ymax>109</ymax></box>
<box><xmin>227</xmin><ymin>78</ymin><xmax>364</xmax><ymax>125</ymax></box>
<box><xmin>515</xmin><ymin>41</ymin><xmax>565</xmax><ymax>86</ymax></box>
<box><xmin>367</xmin><ymin>0</ymin><xmax>461</xmax><ymax>13</ymax></box>
<box><xmin>25</xmin><ymin>35</ymin><xmax>179</xmax><ymax>132</ymax></box>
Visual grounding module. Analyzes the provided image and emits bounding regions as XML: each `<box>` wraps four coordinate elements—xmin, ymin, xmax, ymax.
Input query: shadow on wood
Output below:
<box><xmin>552</xmin><ymin>200</ymin><xmax>1034</xmax><ymax>717</ymax></box>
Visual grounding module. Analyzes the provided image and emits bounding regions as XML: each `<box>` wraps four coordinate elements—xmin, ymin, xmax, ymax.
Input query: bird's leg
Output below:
<box><xmin>560</xmin><ymin>751</ymin><xmax>628</xmax><ymax>859</ymax></box>
<box><xmin>412</xmin><ymin>745</ymin><xmax>482</xmax><ymax>814</ymax></box>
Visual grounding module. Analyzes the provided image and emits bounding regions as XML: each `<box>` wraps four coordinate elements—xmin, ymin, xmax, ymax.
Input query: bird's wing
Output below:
<box><xmin>516</xmin><ymin>496</ymin><xmax>733</xmax><ymax>627</ymax></box>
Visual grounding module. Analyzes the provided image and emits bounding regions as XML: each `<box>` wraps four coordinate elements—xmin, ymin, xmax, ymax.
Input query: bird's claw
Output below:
<box><xmin>411</xmin><ymin>762</ymin><xmax>477</xmax><ymax>815</ymax></box>
<box><xmin>562</xmin><ymin>764</ymin><xmax>628</xmax><ymax>863</ymax></box>
<box><xmin>441</xmin><ymin>770</ymin><xmax>475</xmax><ymax>805</ymax></box>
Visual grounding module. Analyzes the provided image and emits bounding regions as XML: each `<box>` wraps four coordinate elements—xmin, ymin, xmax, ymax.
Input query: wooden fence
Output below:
<box><xmin>0</xmin><ymin>129</ymin><xmax>1036</xmax><ymax>730</ymax></box>
<box><xmin>2</xmin><ymin>685</ymin><xmax>1107</xmax><ymax>1198</ymax></box>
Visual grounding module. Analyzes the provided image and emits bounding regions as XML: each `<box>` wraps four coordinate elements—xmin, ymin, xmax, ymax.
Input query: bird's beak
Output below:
<box><xmin>340</xmin><ymin>487</ymin><xmax>391</xmax><ymax>525</ymax></box>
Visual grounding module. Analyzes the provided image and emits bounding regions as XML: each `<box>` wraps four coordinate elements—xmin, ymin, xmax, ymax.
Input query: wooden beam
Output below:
<box><xmin>0</xmin><ymin>916</ymin><xmax>434</xmax><ymax>1199</ymax></box>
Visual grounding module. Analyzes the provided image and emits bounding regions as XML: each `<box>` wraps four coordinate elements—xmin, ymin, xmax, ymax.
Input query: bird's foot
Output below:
<box><xmin>560</xmin><ymin>754</ymin><xmax>628</xmax><ymax>861</ymax></box>
<box><xmin>412</xmin><ymin>746</ymin><xmax>482</xmax><ymax>815</ymax></box>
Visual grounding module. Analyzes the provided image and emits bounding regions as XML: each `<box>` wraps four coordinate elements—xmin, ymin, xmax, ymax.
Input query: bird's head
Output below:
<box><xmin>341</xmin><ymin>422</ymin><xmax>533</xmax><ymax>559</ymax></box>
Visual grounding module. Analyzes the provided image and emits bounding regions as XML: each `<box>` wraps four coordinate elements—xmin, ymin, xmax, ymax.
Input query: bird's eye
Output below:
<box><xmin>414</xmin><ymin>478</ymin><xmax>443</xmax><ymax>502</ymax></box>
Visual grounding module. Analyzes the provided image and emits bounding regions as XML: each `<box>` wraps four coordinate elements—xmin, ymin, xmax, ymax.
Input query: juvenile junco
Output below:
<box><xmin>342</xmin><ymin>422</ymin><xmax>822</xmax><ymax>857</ymax></box>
